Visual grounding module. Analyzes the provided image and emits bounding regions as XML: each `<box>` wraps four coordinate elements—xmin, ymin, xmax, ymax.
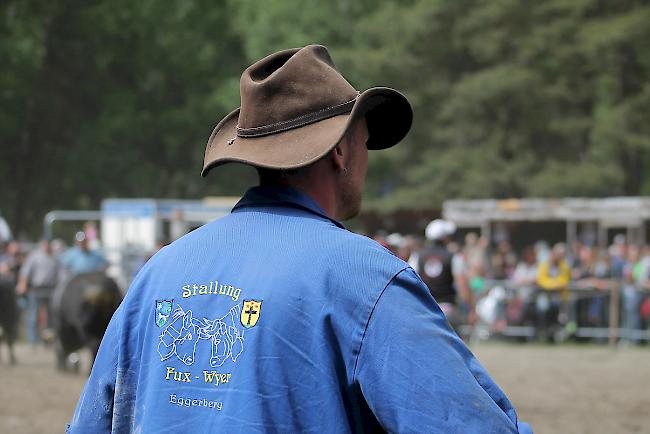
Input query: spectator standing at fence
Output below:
<box><xmin>466</xmin><ymin>233</ymin><xmax>490</xmax><ymax>271</ymax></box>
<box><xmin>637</xmin><ymin>246</ymin><xmax>650</xmax><ymax>329</ymax></box>
<box><xmin>534</xmin><ymin>240</ymin><xmax>550</xmax><ymax>264</ymax></box>
<box><xmin>413</xmin><ymin>219</ymin><xmax>476</xmax><ymax>330</ymax></box>
<box><xmin>490</xmin><ymin>240</ymin><xmax>517</xmax><ymax>280</ymax></box>
<box><xmin>630</xmin><ymin>247</ymin><xmax>650</xmax><ymax>330</ymax></box>
<box><xmin>537</xmin><ymin>243</ymin><xmax>570</xmax><ymax>292</ymax></box>
<box><xmin>592</xmin><ymin>249</ymin><xmax>613</xmax><ymax>327</ymax></box>
<box><xmin>609</xmin><ymin>234</ymin><xmax>627</xmax><ymax>279</ymax></box>
<box><xmin>571</xmin><ymin>244</ymin><xmax>592</xmax><ymax>280</ymax></box>
<box><xmin>571</xmin><ymin>244</ymin><xmax>596</xmax><ymax>328</ymax></box>
<box><xmin>573</xmin><ymin>245</ymin><xmax>612</xmax><ymax>329</ymax></box>
<box><xmin>513</xmin><ymin>246</ymin><xmax>538</xmax><ymax>288</ymax></box>
<box><xmin>16</xmin><ymin>239</ymin><xmax>60</xmax><ymax>345</ymax></box>
<box><xmin>509</xmin><ymin>246</ymin><xmax>538</xmax><ymax>327</ymax></box>
<box><xmin>621</xmin><ymin>245</ymin><xmax>643</xmax><ymax>344</ymax></box>
<box><xmin>463</xmin><ymin>232</ymin><xmax>488</xmax><ymax>294</ymax></box>
<box><xmin>413</xmin><ymin>219</ymin><xmax>457</xmax><ymax>305</ymax></box>
<box><xmin>536</xmin><ymin>242</ymin><xmax>570</xmax><ymax>341</ymax></box>
<box><xmin>60</xmin><ymin>231</ymin><xmax>107</xmax><ymax>277</ymax></box>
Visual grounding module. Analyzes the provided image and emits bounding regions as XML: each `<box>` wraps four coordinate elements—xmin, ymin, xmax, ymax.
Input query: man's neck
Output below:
<box><xmin>260</xmin><ymin>162</ymin><xmax>340</xmax><ymax>220</ymax></box>
<box><xmin>292</xmin><ymin>185</ymin><xmax>336</xmax><ymax>220</ymax></box>
<box><xmin>262</xmin><ymin>182</ymin><xmax>337</xmax><ymax>220</ymax></box>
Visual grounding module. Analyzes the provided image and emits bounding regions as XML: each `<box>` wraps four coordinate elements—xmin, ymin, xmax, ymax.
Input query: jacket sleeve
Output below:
<box><xmin>354</xmin><ymin>267</ymin><xmax>532</xmax><ymax>433</ymax></box>
<box><xmin>66</xmin><ymin>304</ymin><xmax>123</xmax><ymax>433</ymax></box>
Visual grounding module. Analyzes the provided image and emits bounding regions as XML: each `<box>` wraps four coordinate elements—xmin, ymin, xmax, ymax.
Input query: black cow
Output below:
<box><xmin>52</xmin><ymin>272</ymin><xmax>122</xmax><ymax>372</ymax></box>
<box><xmin>0</xmin><ymin>275</ymin><xmax>18</xmax><ymax>364</ymax></box>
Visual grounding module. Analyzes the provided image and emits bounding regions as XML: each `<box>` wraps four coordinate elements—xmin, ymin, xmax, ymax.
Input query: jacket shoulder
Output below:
<box><xmin>326</xmin><ymin>229</ymin><xmax>410</xmax><ymax>284</ymax></box>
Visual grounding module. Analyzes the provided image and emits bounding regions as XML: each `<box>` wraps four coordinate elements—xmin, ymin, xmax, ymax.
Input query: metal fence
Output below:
<box><xmin>462</xmin><ymin>280</ymin><xmax>650</xmax><ymax>345</ymax></box>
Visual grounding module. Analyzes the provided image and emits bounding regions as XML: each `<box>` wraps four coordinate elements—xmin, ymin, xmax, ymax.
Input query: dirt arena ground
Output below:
<box><xmin>1</xmin><ymin>342</ymin><xmax>648</xmax><ymax>433</ymax></box>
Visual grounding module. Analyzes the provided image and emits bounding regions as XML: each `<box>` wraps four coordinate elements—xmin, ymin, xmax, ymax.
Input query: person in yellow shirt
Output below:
<box><xmin>536</xmin><ymin>243</ymin><xmax>570</xmax><ymax>341</ymax></box>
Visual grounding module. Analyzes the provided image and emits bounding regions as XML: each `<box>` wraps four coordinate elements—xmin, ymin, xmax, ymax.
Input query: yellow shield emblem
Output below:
<box><xmin>241</xmin><ymin>300</ymin><xmax>262</xmax><ymax>329</ymax></box>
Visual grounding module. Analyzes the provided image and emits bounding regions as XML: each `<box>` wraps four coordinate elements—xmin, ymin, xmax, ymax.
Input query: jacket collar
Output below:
<box><xmin>232</xmin><ymin>186</ymin><xmax>345</xmax><ymax>229</ymax></box>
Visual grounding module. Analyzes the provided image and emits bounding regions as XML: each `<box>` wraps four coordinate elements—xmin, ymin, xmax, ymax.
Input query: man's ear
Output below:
<box><xmin>330</xmin><ymin>135</ymin><xmax>348</xmax><ymax>173</ymax></box>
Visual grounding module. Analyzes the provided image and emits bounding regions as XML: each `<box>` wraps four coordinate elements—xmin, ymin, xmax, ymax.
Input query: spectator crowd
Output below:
<box><xmin>2</xmin><ymin>220</ymin><xmax>649</xmax><ymax>348</ymax></box>
<box><xmin>374</xmin><ymin>224</ymin><xmax>650</xmax><ymax>344</ymax></box>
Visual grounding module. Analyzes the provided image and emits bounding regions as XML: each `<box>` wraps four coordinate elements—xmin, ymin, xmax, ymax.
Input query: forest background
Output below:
<box><xmin>2</xmin><ymin>0</ymin><xmax>649</xmax><ymax>237</ymax></box>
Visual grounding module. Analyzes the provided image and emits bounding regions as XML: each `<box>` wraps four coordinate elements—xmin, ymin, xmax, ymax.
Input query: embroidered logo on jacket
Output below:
<box><xmin>240</xmin><ymin>300</ymin><xmax>262</xmax><ymax>329</ymax></box>
<box><xmin>156</xmin><ymin>303</ymin><xmax>245</xmax><ymax>367</ymax></box>
<box><xmin>155</xmin><ymin>299</ymin><xmax>173</xmax><ymax>328</ymax></box>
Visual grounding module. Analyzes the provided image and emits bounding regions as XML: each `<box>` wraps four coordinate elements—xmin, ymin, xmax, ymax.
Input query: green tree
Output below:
<box><xmin>1</xmin><ymin>0</ymin><xmax>248</xmax><ymax>236</ymax></box>
<box><xmin>2</xmin><ymin>0</ymin><xmax>650</xmax><ymax>237</ymax></box>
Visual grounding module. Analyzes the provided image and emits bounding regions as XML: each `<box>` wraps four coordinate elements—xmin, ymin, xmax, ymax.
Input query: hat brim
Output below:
<box><xmin>201</xmin><ymin>87</ymin><xmax>412</xmax><ymax>177</ymax></box>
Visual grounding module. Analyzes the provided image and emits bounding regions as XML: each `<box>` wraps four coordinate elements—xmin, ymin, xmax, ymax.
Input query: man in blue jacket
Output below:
<box><xmin>69</xmin><ymin>44</ymin><xmax>532</xmax><ymax>433</ymax></box>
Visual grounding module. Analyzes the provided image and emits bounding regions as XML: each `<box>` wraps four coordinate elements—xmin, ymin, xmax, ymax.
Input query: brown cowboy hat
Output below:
<box><xmin>201</xmin><ymin>44</ymin><xmax>412</xmax><ymax>176</ymax></box>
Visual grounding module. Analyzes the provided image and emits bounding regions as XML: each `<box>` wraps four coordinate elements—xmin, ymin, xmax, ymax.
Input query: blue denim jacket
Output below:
<box><xmin>68</xmin><ymin>186</ymin><xmax>531</xmax><ymax>433</ymax></box>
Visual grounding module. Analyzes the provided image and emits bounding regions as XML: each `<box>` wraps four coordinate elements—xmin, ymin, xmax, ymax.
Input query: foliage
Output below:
<box><xmin>1</xmin><ymin>0</ymin><xmax>649</xmax><ymax>236</ymax></box>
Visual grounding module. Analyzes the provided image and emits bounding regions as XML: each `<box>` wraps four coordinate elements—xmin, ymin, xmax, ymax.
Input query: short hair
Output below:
<box><xmin>257</xmin><ymin>167</ymin><xmax>301</xmax><ymax>185</ymax></box>
<box><xmin>256</xmin><ymin>125</ymin><xmax>356</xmax><ymax>185</ymax></box>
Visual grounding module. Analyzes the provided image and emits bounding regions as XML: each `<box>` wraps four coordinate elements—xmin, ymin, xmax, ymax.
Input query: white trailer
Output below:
<box><xmin>45</xmin><ymin>197</ymin><xmax>239</xmax><ymax>289</ymax></box>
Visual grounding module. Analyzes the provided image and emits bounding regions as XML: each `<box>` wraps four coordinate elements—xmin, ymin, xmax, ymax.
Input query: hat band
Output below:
<box><xmin>236</xmin><ymin>93</ymin><xmax>359</xmax><ymax>138</ymax></box>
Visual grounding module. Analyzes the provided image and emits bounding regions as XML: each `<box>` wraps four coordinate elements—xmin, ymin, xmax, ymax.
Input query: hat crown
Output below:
<box><xmin>238</xmin><ymin>45</ymin><xmax>358</xmax><ymax>129</ymax></box>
